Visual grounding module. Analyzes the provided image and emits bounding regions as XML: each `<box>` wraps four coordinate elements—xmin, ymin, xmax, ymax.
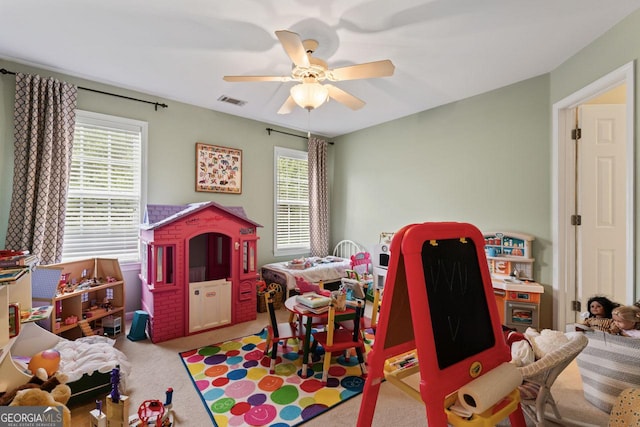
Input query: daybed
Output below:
<box><xmin>576</xmin><ymin>329</ymin><xmax>640</xmax><ymax>413</ymax></box>
<box><xmin>261</xmin><ymin>256</ymin><xmax>351</xmax><ymax>297</ymax></box>
<box><xmin>11</xmin><ymin>322</ymin><xmax>130</xmax><ymax>406</ymax></box>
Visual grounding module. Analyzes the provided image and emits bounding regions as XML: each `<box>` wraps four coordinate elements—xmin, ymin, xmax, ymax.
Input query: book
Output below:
<box><xmin>20</xmin><ymin>305</ymin><xmax>54</xmax><ymax>323</ymax></box>
<box><xmin>0</xmin><ymin>249</ymin><xmax>29</xmax><ymax>258</ymax></box>
<box><xmin>307</xmin><ymin>305</ymin><xmax>330</xmax><ymax>314</ymax></box>
<box><xmin>296</xmin><ymin>292</ymin><xmax>331</xmax><ymax>309</ymax></box>
<box><xmin>293</xmin><ymin>303</ymin><xmax>330</xmax><ymax>315</ymax></box>
<box><xmin>0</xmin><ymin>254</ymin><xmax>38</xmax><ymax>268</ymax></box>
<box><xmin>293</xmin><ymin>304</ymin><xmax>311</xmax><ymax>314</ymax></box>
<box><xmin>0</xmin><ymin>267</ymin><xmax>27</xmax><ymax>282</ymax></box>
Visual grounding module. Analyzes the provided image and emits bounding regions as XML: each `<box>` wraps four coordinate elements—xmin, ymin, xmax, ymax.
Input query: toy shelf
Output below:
<box><xmin>0</xmin><ymin>270</ymin><xmax>34</xmax><ymax>392</ymax></box>
<box><xmin>36</xmin><ymin>258</ymin><xmax>125</xmax><ymax>340</ymax></box>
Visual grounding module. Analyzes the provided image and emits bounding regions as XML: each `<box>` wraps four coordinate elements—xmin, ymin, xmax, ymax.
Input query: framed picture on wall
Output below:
<box><xmin>9</xmin><ymin>303</ymin><xmax>19</xmax><ymax>338</ymax></box>
<box><xmin>195</xmin><ymin>143</ymin><xmax>242</xmax><ymax>194</ymax></box>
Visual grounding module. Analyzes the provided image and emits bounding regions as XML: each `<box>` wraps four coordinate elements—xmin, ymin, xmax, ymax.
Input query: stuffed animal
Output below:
<box><xmin>0</xmin><ymin>368</ymin><xmax>71</xmax><ymax>407</ymax></box>
<box><xmin>503</xmin><ymin>330</ymin><xmax>534</xmax><ymax>366</ymax></box>
<box><xmin>10</xmin><ymin>388</ymin><xmax>71</xmax><ymax>427</ymax></box>
<box><xmin>295</xmin><ymin>276</ymin><xmax>331</xmax><ymax>296</ymax></box>
<box><xmin>28</xmin><ymin>348</ymin><xmax>61</xmax><ymax>376</ymax></box>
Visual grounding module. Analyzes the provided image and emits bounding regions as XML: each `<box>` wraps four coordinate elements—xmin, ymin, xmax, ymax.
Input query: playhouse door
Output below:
<box><xmin>189</xmin><ymin>279</ymin><xmax>231</xmax><ymax>333</ymax></box>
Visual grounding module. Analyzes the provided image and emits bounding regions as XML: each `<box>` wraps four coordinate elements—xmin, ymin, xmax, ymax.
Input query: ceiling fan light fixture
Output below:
<box><xmin>290</xmin><ymin>81</ymin><xmax>329</xmax><ymax>111</ymax></box>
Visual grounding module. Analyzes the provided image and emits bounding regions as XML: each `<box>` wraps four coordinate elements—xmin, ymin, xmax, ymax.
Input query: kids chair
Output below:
<box><xmin>517</xmin><ymin>333</ymin><xmax>588</xmax><ymax>426</ymax></box>
<box><xmin>339</xmin><ymin>281</ymin><xmax>381</xmax><ymax>340</ymax></box>
<box><xmin>311</xmin><ymin>300</ymin><xmax>367</xmax><ymax>384</ymax></box>
<box><xmin>364</xmin><ymin>286</ymin><xmax>381</xmax><ymax>333</ymax></box>
<box><xmin>264</xmin><ymin>290</ymin><xmax>299</xmax><ymax>374</ymax></box>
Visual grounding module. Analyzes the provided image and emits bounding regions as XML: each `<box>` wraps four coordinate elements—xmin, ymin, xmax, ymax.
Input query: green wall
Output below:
<box><xmin>332</xmin><ymin>76</ymin><xmax>553</xmax><ymax>327</ymax></box>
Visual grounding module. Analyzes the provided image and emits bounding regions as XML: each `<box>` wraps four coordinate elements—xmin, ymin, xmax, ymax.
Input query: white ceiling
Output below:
<box><xmin>1</xmin><ymin>1</ymin><xmax>639</xmax><ymax>138</ymax></box>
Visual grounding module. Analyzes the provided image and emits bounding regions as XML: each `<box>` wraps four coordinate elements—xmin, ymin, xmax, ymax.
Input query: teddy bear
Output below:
<box><xmin>9</xmin><ymin>387</ymin><xmax>71</xmax><ymax>427</ymax></box>
<box><xmin>0</xmin><ymin>368</ymin><xmax>71</xmax><ymax>407</ymax></box>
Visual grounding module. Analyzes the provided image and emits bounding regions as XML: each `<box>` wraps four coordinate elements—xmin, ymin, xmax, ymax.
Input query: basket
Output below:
<box><xmin>577</xmin><ymin>330</ymin><xmax>640</xmax><ymax>413</ymax></box>
<box><xmin>257</xmin><ymin>283</ymin><xmax>283</xmax><ymax>313</ymax></box>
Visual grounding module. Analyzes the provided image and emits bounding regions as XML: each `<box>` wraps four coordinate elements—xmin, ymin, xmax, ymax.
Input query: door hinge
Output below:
<box><xmin>572</xmin><ymin>300</ymin><xmax>581</xmax><ymax>312</ymax></box>
<box><xmin>571</xmin><ymin>128</ymin><xmax>582</xmax><ymax>140</ymax></box>
<box><xmin>571</xmin><ymin>214</ymin><xmax>582</xmax><ymax>226</ymax></box>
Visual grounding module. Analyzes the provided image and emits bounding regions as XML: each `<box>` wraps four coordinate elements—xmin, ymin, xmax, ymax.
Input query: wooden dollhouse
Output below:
<box><xmin>139</xmin><ymin>201</ymin><xmax>261</xmax><ymax>343</ymax></box>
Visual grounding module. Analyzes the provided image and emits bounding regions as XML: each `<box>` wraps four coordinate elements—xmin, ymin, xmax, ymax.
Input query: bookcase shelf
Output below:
<box><xmin>0</xmin><ymin>270</ymin><xmax>35</xmax><ymax>392</ymax></box>
<box><xmin>36</xmin><ymin>258</ymin><xmax>125</xmax><ymax>340</ymax></box>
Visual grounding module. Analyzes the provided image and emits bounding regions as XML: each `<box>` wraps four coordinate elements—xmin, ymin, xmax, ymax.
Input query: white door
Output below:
<box><xmin>572</xmin><ymin>104</ymin><xmax>627</xmax><ymax>322</ymax></box>
<box><xmin>189</xmin><ymin>279</ymin><xmax>232</xmax><ymax>333</ymax></box>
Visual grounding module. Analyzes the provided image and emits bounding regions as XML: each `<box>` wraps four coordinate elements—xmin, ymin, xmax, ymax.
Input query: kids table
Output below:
<box><xmin>284</xmin><ymin>296</ymin><xmax>355</xmax><ymax>377</ymax></box>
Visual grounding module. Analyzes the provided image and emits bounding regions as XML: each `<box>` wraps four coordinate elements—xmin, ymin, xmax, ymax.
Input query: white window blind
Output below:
<box><xmin>62</xmin><ymin>111</ymin><xmax>147</xmax><ymax>263</ymax></box>
<box><xmin>274</xmin><ymin>147</ymin><xmax>309</xmax><ymax>256</ymax></box>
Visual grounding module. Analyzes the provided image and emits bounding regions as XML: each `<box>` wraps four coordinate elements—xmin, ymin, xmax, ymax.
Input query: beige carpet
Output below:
<box><xmin>69</xmin><ymin>310</ymin><xmax>610</xmax><ymax>426</ymax></box>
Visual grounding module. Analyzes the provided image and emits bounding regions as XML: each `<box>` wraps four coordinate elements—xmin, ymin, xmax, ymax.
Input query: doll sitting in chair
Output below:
<box><xmin>579</xmin><ymin>295</ymin><xmax>619</xmax><ymax>332</ymax></box>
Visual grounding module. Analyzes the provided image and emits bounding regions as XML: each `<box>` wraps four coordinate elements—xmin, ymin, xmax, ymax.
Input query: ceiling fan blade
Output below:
<box><xmin>277</xmin><ymin>96</ymin><xmax>298</xmax><ymax>115</ymax></box>
<box><xmin>275</xmin><ymin>30</ymin><xmax>310</xmax><ymax>68</ymax></box>
<box><xmin>325</xmin><ymin>84</ymin><xmax>365</xmax><ymax>110</ymax></box>
<box><xmin>329</xmin><ymin>60</ymin><xmax>395</xmax><ymax>81</ymax></box>
<box><xmin>223</xmin><ymin>75</ymin><xmax>291</xmax><ymax>82</ymax></box>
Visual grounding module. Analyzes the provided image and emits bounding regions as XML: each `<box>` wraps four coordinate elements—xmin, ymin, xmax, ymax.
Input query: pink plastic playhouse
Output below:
<box><xmin>139</xmin><ymin>201</ymin><xmax>261</xmax><ymax>343</ymax></box>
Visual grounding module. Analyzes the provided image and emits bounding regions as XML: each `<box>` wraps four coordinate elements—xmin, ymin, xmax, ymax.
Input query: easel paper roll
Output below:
<box><xmin>457</xmin><ymin>362</ymin><xmax>522</xmax><ymax>414</ymax></box>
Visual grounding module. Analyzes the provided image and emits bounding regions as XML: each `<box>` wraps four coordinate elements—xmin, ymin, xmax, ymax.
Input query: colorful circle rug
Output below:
<box><xmin>179</xmin><ymin>328</ymin><xmax>374</xmax><ymax>427</ymax></box>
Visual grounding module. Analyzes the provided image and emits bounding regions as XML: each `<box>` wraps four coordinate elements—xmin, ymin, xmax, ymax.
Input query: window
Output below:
<box><xmin>274</xmin><ymin>147</ymin><xmax>309</xmax><ymax>256</ymax></box>
<box><xmin>62</xmin><ymin>110</ymin><xmax>147</xmax><ymax>263</ymax></box>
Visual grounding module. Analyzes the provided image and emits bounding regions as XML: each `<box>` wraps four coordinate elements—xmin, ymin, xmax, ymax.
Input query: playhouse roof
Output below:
<box><xmin>141</xmin><ymin>201</ymin><xmax>262</xmax><ymax>230</ymax></box>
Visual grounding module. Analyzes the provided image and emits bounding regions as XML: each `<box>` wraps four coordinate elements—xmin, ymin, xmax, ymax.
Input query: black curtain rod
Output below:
<box><xmin>0</xmin><ymin>68</ymin><xmax>168</xmax><ymax>110</ymax></box>
<box><xmin>266</xmin><ymin>127</ymin><xmax>334</xmax><ymax>144</ymax></box>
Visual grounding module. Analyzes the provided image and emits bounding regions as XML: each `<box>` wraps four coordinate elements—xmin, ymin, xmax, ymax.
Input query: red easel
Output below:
<box><xmin>357</xmin><ymin>222</ymin><xmax>526</xmax><ymax>426</ymax></box>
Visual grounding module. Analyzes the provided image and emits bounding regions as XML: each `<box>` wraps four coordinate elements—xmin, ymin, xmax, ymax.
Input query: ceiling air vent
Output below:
<box><xmin>218</xmin><ymin>95</ymin><xmax>247</xmax><ymax>106</ymax></box>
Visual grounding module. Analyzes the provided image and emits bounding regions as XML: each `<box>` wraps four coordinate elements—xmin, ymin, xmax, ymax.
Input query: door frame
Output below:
<box><xmin>552</xmin><ymin>60</ymin><xmax>635</xmax><ymax>329</ymax></box>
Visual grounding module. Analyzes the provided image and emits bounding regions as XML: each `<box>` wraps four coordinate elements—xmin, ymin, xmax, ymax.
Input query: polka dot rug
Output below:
<box><xmin>179</xmin><ymin>328</ymin><xmax>375</xmax><ymax>427</ymax></box>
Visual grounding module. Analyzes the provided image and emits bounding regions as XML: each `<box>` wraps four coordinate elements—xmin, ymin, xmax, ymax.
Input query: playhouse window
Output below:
<box><xmin>140</xmin><ymin>242</ymin><xmax>149</xmax><ymax>282</ymax></box>
<box><xmin>242</xmin><ymin>240</ymin><xmax>256</xmax><ymax>274</ymax></box>
<box><xmin>154</xmin><ymin>245</ymin><xmax>175</xmax><ymax>286</ymax></box>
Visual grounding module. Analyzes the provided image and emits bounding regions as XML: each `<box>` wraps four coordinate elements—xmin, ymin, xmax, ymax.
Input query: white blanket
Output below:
<box><xmin>262</xmin><ymin>257</ymin><xmax>351</xmax><ymax>290</ymax></box>
<box><xmin>54</xmin><ymin>335</ymin><xmax>131</xmax><ymax>392</ymax></box>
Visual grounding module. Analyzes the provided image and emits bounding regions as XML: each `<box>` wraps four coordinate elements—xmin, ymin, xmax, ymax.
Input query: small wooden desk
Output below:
<box><xmin>284</xmin><ymin>296</ymin><xmax>355</xmax><ymax>377</ymax></box>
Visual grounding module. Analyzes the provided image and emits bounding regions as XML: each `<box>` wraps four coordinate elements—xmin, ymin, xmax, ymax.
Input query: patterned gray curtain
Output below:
<box><xmin>5</xmin><ymin>73</ymin><xmax>78</xmax><ymax>264</ymax></box>
<box><xmin>308</xmin><ymin>137</ymin><xmax>329</xmax><ymax>257</ymax></box>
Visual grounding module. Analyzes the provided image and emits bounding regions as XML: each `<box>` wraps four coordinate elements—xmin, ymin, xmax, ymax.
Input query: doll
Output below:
<box><xmin>581</xmin><ymin>295</ymin><xmax>619</xmax><ymax>332</ymax></box>
<box><xmin>610</xmin><ymin>305</ymin><xmax>640</xmax><ymax>338</ymax></box>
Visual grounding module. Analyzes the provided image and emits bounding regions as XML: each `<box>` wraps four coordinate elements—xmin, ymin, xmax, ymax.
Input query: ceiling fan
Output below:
<box><xmin>223</xmin><ymin>30</ymin><xmax>395</xmax><ymax>114</ymax></box>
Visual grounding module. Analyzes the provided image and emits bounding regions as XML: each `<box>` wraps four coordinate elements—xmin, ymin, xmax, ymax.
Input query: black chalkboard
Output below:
<box><xmin>421</xmin><ymin>237</ymin><xmax>495</xmax><ymax>370</ymax></box>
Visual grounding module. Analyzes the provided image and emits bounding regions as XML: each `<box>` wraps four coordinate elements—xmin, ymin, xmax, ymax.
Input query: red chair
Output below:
<box><xmin>363</xmin><ymin>286</ymin><xmax>381</xmax><ymax>333</ymax></box>
<box><xmin>264</xmin><ymin>290</ymin><xmax>299</xmax><ymax>374</ymax></box>
<box><xmin>311</xmin><ymin>300</ymin><xmax>368</xmax><ymax>384</ymax></box>
<box><xmin>339</xmin><ymin>284</ymin><xmax>382</xmax><ymax>342</ymax></box>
